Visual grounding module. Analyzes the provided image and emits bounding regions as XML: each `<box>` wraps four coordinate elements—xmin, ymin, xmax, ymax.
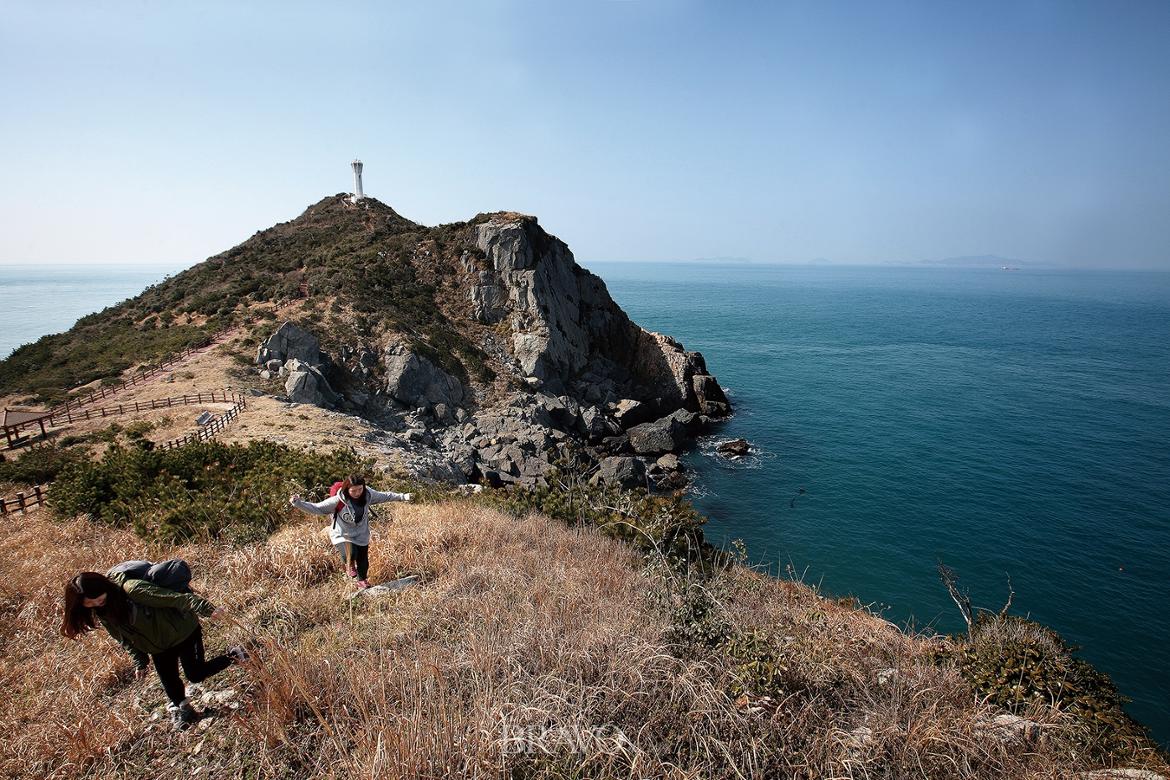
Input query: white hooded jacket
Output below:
<box><xmin>291</xmin><ymin>488</ymin><xmax>411</xmax><ymax>546</ymax></box>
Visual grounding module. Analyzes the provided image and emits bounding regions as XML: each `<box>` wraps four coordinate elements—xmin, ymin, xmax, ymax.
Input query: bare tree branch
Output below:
<box><xmin>937</xmin><ymin>561</ymin><xmax>974</xmax><ymax>634</ymax></box>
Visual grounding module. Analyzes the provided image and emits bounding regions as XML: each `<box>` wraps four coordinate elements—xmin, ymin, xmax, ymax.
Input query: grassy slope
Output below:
<box><xmin>2</xmin><ymin>503</ymin><xmax>1167</xmax><ymax>780</ymax></box>
<box><xmin>0</xmin><ymin>195</ymin><xmax>491</xmax><ymax>403</ymax></box>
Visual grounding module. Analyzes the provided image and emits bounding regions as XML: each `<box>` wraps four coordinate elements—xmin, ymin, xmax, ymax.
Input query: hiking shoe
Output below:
<box><xmin>356</xmin><ymin>579</ymin><xmax>370</xmax><ymax>590</ymax></box>
<box><xmin>227</xmin><ymin>645</ymin><xmax>250</xmax><ymax>664</ymax></box>
<box><xmin>168</xmin><ymin>700</ymin><xmax>199</xmax><ymax>731</ymax></box>
<box><xmin>346</xmin><ymin>564</ymin><xmax>357</xmax><ymax>578</ymax></box>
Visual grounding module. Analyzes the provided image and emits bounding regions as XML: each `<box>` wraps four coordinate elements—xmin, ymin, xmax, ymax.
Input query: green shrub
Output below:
<box><xmin>0</xmin><ymin>446</ymin><xmax>88</xmax><ymax>485</ymax></box>
<box><xmin>937</xmin><ymin>614</ymin><xmax>1150</xmax><ymax>755</ymax></box>
<box><xmin>482</xmin><ymin>458</ymin><xmax>718</xmax><ymax>569</ymax></box>
<box><xmin>51</xmin><ymin>440</ymin><xmax>369</xmax><ymax>544</ymax></box>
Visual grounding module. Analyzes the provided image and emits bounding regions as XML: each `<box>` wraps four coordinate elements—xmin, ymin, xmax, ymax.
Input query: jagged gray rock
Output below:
<box><xmin>284</xmin><ymin>359</ymin><xmax>339</xmax><ymax>407</ymax></box>
<box><xmin>257</xmin><ymin>321</ymin><xmax>321</xmax><ymax>366</ymax></box>
<box><xmin>580</xmin><ymin>406</ymin><xmax>620</xmax><ymax>443</ymax></box>
<box><xmin>627</xmin><ymin>413</ymin><xmax>693</xmax><ymax>455</ymax></box>
<box><xmin>656</xmin><ymin>453</ymin><xmax>681</xmax><ymax>471</ymax></box>
<box><xmin>591</xmin><ymin>456</ymin><xmax>648</xmax><ymax>490</ymax></box>
<box><xmin>693</xmin><ymin>374</ymin><xmax>732</xmax><ymax>416</ymax></box>
<box><xmin>383</xmin><ymin>342</ymin><xmax>466</xmax><ymax>413</ymax></box>
<box><xmin>611</xmin><ymin>398</ymin><xmax>651</xmax><ymax>428</ymax></box>
<box><xmin>472</xmin><ymin>216</ymin><xmax>732</xmax><ymax>419</ymax></box>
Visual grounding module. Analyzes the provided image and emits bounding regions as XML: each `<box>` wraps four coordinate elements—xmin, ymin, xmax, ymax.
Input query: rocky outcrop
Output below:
<box><xmin>383</xmin><ymin>342</ymin><xmax>466</xmax><ymax>417</ymax></box>
<box><xmin>246</xmin><ymin>199</ymin><xmax>734</xmax><ymax>488</ymax></box>
<box><xmin>257</xmin><ymin>321</ymin><xmax>321</xmax><ymax>367</ymax></box>
<box><xmin>474</xmin><ymin>219</ymin><xmax>591</xmax><ymax>382</ymax></box>
<box><xmin>471</xmin><ymin>215</ymin><xmax>733</xmax><ymax>418</ymax></box>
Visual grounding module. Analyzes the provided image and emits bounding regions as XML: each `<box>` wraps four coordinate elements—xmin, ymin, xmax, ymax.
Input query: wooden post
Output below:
<box><xmin>16</xmin><ymin>492</ymin><xmax>26</xmax><ymax>513</ymax></box>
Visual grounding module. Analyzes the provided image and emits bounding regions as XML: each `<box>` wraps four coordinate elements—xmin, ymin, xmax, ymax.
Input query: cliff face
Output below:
<box><xmin>468</xmin><ymin>214</ymin><xmax>731</xmax><ymax>416</ymax></box>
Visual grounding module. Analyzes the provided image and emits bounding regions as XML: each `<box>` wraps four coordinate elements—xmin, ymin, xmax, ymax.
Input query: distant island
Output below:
<box><xmin>921</xmin><ymin>254</ymin><xmax>1036</xmax><ymax>269</ymax></box>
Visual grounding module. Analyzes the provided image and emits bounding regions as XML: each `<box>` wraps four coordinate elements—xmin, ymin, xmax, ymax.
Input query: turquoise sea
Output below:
<box><xmin>2</xmin><ymin>262</ymin><xmax>1168</xmax><ymax>745</ymax></box>
<box><xmin>587</xmin><ymin>262</ymin><xmax>1170</xmax><ymax>747</ymax></box>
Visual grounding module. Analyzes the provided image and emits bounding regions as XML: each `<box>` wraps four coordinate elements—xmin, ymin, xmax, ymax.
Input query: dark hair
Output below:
<box><xmin>61</xmin><ymin>572</ymin><xmax>131</xmax><ymax>639</ymax></box>
<box><xmin>340</xmin><ymin>474</ymin><xmax>368</xmax><ymax>507</ymax></box>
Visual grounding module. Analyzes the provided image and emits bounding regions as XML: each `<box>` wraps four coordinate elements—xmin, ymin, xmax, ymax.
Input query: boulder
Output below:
<box><xmin>533</xmin><ymin>393</ymin><xmax>580</xmax><ymax>431</ymax></box>
<box><xmin>717</xmin><ymin>439</ymin><xmax>751</xmax><ymax>457</ymax></box>
<box><xmin>591</xmin><ymin>456</ymin><xmax>648</xmax><ymax>490</ymax></box>
<box><xmin>580</xmin><ymin>406</ymin><xmax>620</xmax><ymax>443</ymax></box>
<box><xmin>627</xmin><ymin>415</ymin><xmax>686</xmax><ymax>455</ymax></box>
<box><xmin>257</xmin><ymin>321</ymin><xmax>321</xmax><ymax>366</ymax></box>
<box><xmin>383</xmin><ymin>342</ymin><xmax>466</xmax><ymax>411</ymax></box>
<box><xmin>656</xmin><ymin>453</ymin><xmax>682</xmax><ymax>471</ymax></box>
<box><xmin>284</xmin><ymin>359</ymin><xmax>339</xmax><ymax>408</ymax></box>
<box><xmin>667</xmin><ymin>408</ymin><xmax>701</xmax><ymax>432</ymax></box>
<box><xmin>611</xmin><ymin>398</ymin><xmax>651</xmax><ymax>428</ymax></box>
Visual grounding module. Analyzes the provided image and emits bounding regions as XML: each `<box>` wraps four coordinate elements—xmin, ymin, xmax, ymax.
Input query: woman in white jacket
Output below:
<box><xmin>289</xmin><ymin>474</ymin><xmax>412</xmax><ymax>589</ymax></box>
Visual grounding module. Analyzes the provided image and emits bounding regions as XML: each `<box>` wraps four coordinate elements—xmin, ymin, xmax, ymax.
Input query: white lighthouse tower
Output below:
<box><xmin>351</xmin><ymin>159</ymin><xmax>364</xmax><ymax>202</ymax></box>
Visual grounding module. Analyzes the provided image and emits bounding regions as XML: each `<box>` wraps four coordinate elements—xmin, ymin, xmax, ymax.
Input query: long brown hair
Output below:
<box><xmin>339</xmin><ymin>474</ymin><xmax>368</xmax><ymax>506</ymax></box>
<box><xmin>61</xmin><ymin>572</ymin><xmax>131</xmax><ymax>639</ymax></box>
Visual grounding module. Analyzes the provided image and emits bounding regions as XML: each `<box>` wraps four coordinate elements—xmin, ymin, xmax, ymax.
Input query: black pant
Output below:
<box><xmin>334</xmin><ymin>541</ymin><xmax>369</xmax><ymax>580</ymax></box>
<box><xmin>152</xmin><ymin>625</ymin><xmax>232</xmax><ymax>706</ymax></box>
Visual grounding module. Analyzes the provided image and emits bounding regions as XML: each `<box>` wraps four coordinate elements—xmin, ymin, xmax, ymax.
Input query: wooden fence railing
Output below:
<box><xmin>0</xmin><ymin>485</ymin><xmax>48</xmax><ymax>515</ymax></box>
<box><xmin>49</xmin><ymin>334</ymin><xmax>225</xmax><ymax>415</ymax></box>
<box><xmin>1</xmin><ymin>392</ymin><xmax>249</xmax><ymax>516</ymax></box>
<box><xmin>49</xmin><ymin>389</ymin><xmax>239</xmax><ymax>426</ymax></box>
<box><xmin>155</xmin><ymin>393</ymin><xmax>248</xmax><ymax>451</ymax></box>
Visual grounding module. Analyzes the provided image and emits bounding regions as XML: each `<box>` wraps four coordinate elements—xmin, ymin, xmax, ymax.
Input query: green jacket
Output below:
<box><xmin>98</xmin><ymin>571</ymin><xmax>217</xmax><ymax>668</ymax></box>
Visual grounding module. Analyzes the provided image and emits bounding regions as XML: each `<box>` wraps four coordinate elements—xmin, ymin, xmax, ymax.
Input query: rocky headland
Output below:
<box><xmin>242</xmin><ymin>195</ymin><xmax>732</xmax><ymax>489</ymax></box>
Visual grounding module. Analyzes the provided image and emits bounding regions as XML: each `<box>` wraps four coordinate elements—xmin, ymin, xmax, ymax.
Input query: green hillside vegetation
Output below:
<box><xmin>0</xmin><ymin>195</ymin><xmax>493</xmax><ymax>403</ymax></box>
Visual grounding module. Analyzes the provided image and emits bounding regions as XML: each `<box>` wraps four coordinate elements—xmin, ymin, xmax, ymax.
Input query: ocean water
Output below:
<box><xmin>3</xmin><ymin>262</ymin><xmax>1168</xmax><ymax>745</ymax></box>
<box><xmin>587</xmin><ymin>262</ymin><xmax>1170</xmax><ymax>747</ymax></box>
<box><xmin>0</xmin><ymin>266</ymin><xmax>178</xmax><ymax>359</ymax></box>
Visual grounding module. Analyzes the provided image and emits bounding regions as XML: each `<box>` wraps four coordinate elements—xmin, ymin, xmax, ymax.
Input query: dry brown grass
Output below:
<box><xmin>0</xmin><ymin>503</ymin><xmax>1165</xmax><ymax>780</ymax></box>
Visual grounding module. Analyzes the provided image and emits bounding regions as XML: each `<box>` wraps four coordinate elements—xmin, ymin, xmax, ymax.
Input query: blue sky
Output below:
<box><xmin>1</xmin><ymin>1</ymin><xmax>1168</xmax><ymax>268</ymax></box>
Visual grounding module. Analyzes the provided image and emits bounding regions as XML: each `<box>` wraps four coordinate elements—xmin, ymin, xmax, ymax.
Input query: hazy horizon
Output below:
<box><xmin>2</xmin><ymin>2</ymin><xmax>1169</xmax><ymax>270</ymax></box>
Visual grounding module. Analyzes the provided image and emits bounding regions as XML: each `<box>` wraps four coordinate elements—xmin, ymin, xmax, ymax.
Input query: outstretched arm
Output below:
<box><xmin>367</xmin><ymin>488</ymin><xmax>413</xmax><ymax>506</ymax></box>
<box><xmin>289</xmin><ymin>495</ymin><xmax>342</xmax><ymax>516</ymax></box>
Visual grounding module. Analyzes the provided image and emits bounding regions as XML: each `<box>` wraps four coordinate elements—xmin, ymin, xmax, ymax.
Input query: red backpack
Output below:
<box><xmin>328</xmin><ymin>481</ymin><xmax>346</xmax><ymax>523</ymax></box>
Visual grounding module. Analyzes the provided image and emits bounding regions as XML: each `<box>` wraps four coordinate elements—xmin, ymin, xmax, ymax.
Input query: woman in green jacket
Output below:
<box><xmin>62</xmin><ymin>570</ymin><xmax>246</xmax><ymax>730</ymax></box>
